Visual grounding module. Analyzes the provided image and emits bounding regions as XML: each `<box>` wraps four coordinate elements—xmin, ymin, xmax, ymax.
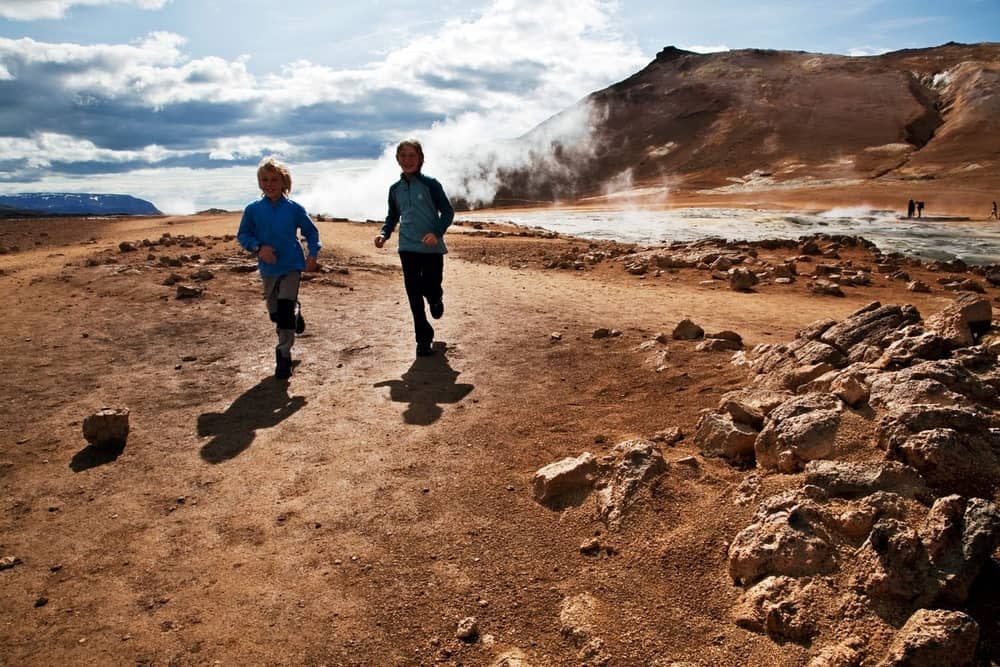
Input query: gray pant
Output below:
<box><xmin>261</xmin><ymin>272</ymin><xmax>301</xmax><ymax>356</ymax></box>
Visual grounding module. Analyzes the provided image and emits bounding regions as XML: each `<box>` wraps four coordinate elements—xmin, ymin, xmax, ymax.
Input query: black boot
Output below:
<box><xmin>295</xmin><ymin>301</ymin><xmax>306</xmax><ymax>334</ymax></box>
<box><xmin>275</xmin><ymin>348</ymin><xmax>292</xmax><ymax>379</ymax></box>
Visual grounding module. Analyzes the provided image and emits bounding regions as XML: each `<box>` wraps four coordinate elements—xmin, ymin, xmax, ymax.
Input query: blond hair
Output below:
<box><xmin>257</xmin><ymin>156</ymin><xmax>292</xmax><ymax>194</ymax></box>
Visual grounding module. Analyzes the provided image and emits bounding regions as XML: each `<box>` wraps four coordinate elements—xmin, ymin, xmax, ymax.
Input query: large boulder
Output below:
<box><xmin>755</xmin><ymin>393</ymin><xmax>843</xmax><ymax>472</ymax></box>
<box><xmin>875</xmin><ymin>405</ymin><xmax>1000</xmax><ymax>497</ymax></box>
<box><xmin>924</xmin><ymin>293</ymin><xmax>992</xmax><ymax>348</ymax></box>
<box><xmin>728</xmin><ymin>489</ymin><xmax>838</xmax><ymax>585</ymax></box>
<box><xmin>803</xmin><ymin>460</ymin><xmax>928</xmax><ymax>501</ymax></box>
<box><xmin>877</xmin><ymin>609</ymin><xmax>979</xmax><ymax>667</ymax></box>
<box><xmin>820</xmin><ymin>302</ymin><xmax>921</xmax><ymax>357</ymax></box>
<box><xmin>693</xmin><ymin>412</ymin><xmax>758</xmax><ymax>462</ymax></box>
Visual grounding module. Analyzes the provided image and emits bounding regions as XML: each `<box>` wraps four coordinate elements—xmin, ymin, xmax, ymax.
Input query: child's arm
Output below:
<box><xmin>237</xmin><ymin>207</ymin><xmax>276</xmax><ymax>262</ymax></box>
<box><xmin>377</xmin><ymin>186</ymin><xmax>401</xmax><ymax>247</ymax></box>
<box><xmin>297</xmin><ymin>209</ymin><xmax>322</xmax><ymax>259</ymax></box>
<box><xmin>428</xmin><ymin>179</ymin><xmax>454</xmax><ymax>234</ymax></box>
<box><xmin>236</xmin><ymin>208</ymin><xmax>260</xmax><ymax>254</ymax></box>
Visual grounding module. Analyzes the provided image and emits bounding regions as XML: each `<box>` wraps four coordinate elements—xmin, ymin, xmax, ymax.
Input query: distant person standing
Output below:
<box><xmin>916</xmin><ymin>201</ymin><xmax>924</xmax><ymax>218</ymax></box>
<box><xmin>907</xmin><ymin>199</ymin><xmax>915</xmax><ymax>219</ymax></box>
<box><xmin>374</xmin><ymin>139</ymin><xmax>454</xmax><ymax>358</ymax></box>
<box><xmin>237</xmin><ymin>156</ymin><xmax>321</xmax><ymax>379</ymax></box>
<box><xmin>991</xmin><ymin>201</ymin><xmax>998</xmax><ymax>220</ymax></box>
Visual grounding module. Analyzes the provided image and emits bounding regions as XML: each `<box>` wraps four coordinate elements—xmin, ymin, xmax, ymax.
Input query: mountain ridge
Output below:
<box><xmin>0</xmin><ymin>192</ymin><xmax>161</xmax><ymax>217</ymax></box>
<box><xmin>485</xmin><ymin>42</ymin><xmax>1000</xmax><ymax>209</ymax></box>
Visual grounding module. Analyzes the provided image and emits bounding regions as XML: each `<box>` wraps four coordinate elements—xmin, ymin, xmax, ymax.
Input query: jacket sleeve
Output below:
<box><xmin>427</xmin><ymin>177</ymin><xmax>454</xmax><ymax>235</ymax></box>
<box><xmin>297</xmin><ymin>206</ymin><xmax>322</xmax><ymax>257</ymax></box>
<box><xmin>380</xmin><ymin>184</ymin><xmax>400</xmax><ymax>239</ymax></box>
<box><xmin>236</xmin><ymin>206</ymin><xmax>260</xmax><ymax>253</ymax></box>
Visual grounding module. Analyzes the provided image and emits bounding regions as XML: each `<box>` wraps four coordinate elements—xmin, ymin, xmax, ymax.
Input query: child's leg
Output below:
<box><xmin>420</xmin><ymin>253</ymin><xmax>444</xmax><ymax>306</ymax></box>
<box><xmin>399</xmin><ymin>251</ymin><xmax>434</xmax><ymax>346</ymax></box>
<box><xmin>273</xmin><ymin>272</ymin><xmax>302</xmax><ymax>358</ymax></box>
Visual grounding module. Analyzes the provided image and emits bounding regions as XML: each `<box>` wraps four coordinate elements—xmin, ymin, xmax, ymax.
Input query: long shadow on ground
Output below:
<box><xmin>197</xmin><ymin>376</ymin><xmax>306</xmax><ymax>463</ymax></box>
<box><xmin>374</xmin><ymin>342</ymin><xmax>474</xmax><ymax>425</ymax></box>
<box><xmin>70</xmin><ymin>439</ymin><xmax>127</xmax><ymax>472</ymax></box>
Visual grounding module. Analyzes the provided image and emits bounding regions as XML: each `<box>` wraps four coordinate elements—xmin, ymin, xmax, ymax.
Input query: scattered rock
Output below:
<box><xmin>693</xmin><ymin>412</ymin><xmax>758</xmax><ymax>462</ymax></box>
<box><xmin>456</xmin><ymin>616</ymin><xmax>479</xmax><ymax>641</ymax></box>
<box><xmin>672</xmin><ymin>318</ymin><xmax>704</xmax><ymax>340</ymax></box>
<box><xmin>559</xmin><ymin>593</ymin><xmax>599</xmax><ymax>644</ymax></box>
<box><xmin>82</xmin><ymin>407</ymin><xmax>130</xmax><ymax>446</ymax></box>
<box><xmin>595</xmin><ymin>440</ymin><xmax>667</xmax><ymax>527</ymax></box>
<box><xmin>175</xmin><ymin>284</ymin><xmax>204</xmax><ymax>299</ymax></box>
<box><xmin>0</xmin><ymin>555</ymin><xmax>22</xmax><ymax>570</ymax></box>
<box><xmin>532</xmin><ymin>453</ymin><xmax>597</xmax><ymax>506</ymax></box>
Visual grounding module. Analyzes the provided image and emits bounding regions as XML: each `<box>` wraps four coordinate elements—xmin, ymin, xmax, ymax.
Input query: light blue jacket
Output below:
<box><xmin>380</xmin><ymin>173</ymin><xmax>454</xmax><ymax>253</ymax></box>
<box><xmin>237</xmin><ymin>197</ymin><xmax>321</xmax><ymax>277</ymax></box>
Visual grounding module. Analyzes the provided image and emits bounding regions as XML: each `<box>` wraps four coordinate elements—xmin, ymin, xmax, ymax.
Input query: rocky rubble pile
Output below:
<box><xmin>695</xmin><ymin>293</ymin><xmax>1000</xmax><ymax>666</ymax></box>
<box><xmin>532</xmin><ymin>290</ymin><xmax>999</xmax><ymax>665</ymax></box>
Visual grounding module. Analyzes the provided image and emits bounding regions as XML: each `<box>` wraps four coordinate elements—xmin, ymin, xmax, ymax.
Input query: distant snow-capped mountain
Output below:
<box><xmin>0</xmin><ymin>193</ymin><xmax>161</xmax><ymax>216</ymax></box>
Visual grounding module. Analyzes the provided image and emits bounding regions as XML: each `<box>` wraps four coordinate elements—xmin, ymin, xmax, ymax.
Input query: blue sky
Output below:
<box><xmin>0</xmin><ymin>0</ymin><xmax>997</xmax><ymax>216</ymax></box>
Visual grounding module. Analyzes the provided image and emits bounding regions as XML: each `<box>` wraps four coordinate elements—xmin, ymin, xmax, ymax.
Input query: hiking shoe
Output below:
<box><xmin>295</xmin><ymin>301</ymin><xmax>306</xmax><ymax>334</ymax></box>
<box><xmin>429</xmin><ymin>301</ymin><xmax>444</xmax><ymax>319</ymax></box>
<box><xmin>416</xmin><ymin>343</ymin><xmax>434</xmax><ymax>357</ymax></box>
<box><xmin>275</xmin><ymin>349</ymin><xmax>292</xmax><ymax>379</ymax></box>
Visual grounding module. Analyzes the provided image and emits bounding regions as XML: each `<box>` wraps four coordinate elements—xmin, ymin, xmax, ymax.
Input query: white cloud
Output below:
<box><xmin>848</xmin><ymin>46</ymin><xmax>892</xmax><ymax>56</ymax></box>
<box><xmin>0</xmin><ymin>0</ymin><xmax>169</xmax><ymax>21</ymax></box>
<box><xmin>1</xmin><ymin>0</ymin><xmax>650</xmax><ymax>217</ymax></box>
<box><xmin>298</xmin><ymin>0</ymin><xmax>648</xmax><ymax>219</ymax></box>
<box><xmin>207</xmin><ymin>136</ymin><xmax>300</xmax><ymax>161</ymax></box>
<box><xmin>0</xmin><ymin>132</ymin><xmax>191</xmax><ymax>166</ymax></box>
<box><xmin>0</xmin><ymin>32</ymin><xmax>260</xmax><ymax>106</ymax></box>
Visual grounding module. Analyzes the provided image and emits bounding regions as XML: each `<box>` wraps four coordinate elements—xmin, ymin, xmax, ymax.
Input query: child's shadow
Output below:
<box><xmin>374</xmin><ymin>343</ymin><xmax>474</xmax><ymax>425</ymax></box>
<box><xmin>197</xmin><ymin>377</ymin><xmax>306</xmax><ymax>464</ymax></box>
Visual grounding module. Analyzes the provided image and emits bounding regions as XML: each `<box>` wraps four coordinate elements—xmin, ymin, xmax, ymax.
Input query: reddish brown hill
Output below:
<box><xmin>488</xmin><ymin>42</ymin><xmax>1000</xmax><ymax>208</ymax></box>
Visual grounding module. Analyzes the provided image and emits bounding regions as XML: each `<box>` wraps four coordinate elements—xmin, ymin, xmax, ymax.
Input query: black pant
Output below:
<box><xmin>399</xmin><ymin>251</ymin><xmax>444</xmax><ymax>345</ymax></box>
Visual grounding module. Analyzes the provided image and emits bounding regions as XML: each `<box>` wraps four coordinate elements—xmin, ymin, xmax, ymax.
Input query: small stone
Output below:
<box><xmin>456</xmin><ymin>616</ymin><xmax>479</xmax><ymax>641</ymax></box>
<box><xmin>82</xmin><ymin>407</ymin><xmax>130</xmax><ymax>446</ymax></box>
<box><xmin>550</xmin><ymin>332</ymin><xmax>562</xmax><ymax>341</ymax></box>
<box><xmin>0</xmin><ymin>555</ymin><xmax>22</xmax><ymax>570</ymax></box>
<box><xmin>175</xmin><ymin>284</ymin><xmax>204</xmax><ymax>299</ymax></box>
<box><xmin>34</xmin><ymin>597</ymin><xmax>49</xmax><ymax>608</ymax></box>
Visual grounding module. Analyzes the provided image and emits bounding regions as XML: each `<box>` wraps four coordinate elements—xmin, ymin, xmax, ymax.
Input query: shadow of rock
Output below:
<box><xmin>197</xmin><ymin>377</ymin><xmax>306</xmax><ymax>464</ymax></box>
<box><xmin>70</xmin><ymin>439</ymin><xmax>127</xmax><ymax>472</ymax></box>
<box><xmin>374</xmin><ymin>342</ymin><xmax>474</xmax><ymax>425</ymax></box>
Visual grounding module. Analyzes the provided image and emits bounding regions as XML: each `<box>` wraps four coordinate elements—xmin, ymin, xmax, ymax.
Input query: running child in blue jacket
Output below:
<box><xmin>237</xmin><ymin>156</ymin><xmax>321</xmax><ymax>379</ymax></box>
<box><xmin>375</xmin><ymin>139</ymin><xmax>454</xmax><ymax>357</ymax></box>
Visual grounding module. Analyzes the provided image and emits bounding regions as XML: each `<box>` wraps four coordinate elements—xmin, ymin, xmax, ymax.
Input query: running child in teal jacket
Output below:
<box><xmin>375</xmin><ymin>139</ymin><xmax>454</xmax><ymax>357</ymax></box>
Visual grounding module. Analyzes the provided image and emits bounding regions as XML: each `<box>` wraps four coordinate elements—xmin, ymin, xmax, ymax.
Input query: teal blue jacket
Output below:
<box><xmin>380</xmin><ymin>173</ymin><xmax>454</xmax><ymax>253</ymax></box>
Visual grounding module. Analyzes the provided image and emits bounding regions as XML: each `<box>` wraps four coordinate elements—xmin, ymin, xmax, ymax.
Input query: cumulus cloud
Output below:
<box><xmin>0</xmin><ymin>0</ymin><xmax>169</xmax><ymax>21</ymax></box>
<box><xmin>0</xmin><ymin>0</ymin><xmax>648</xmax><ymax>215</ymax></box>
<box><xmin>298</xmin><ymin>0</ymin><xmax>648</xmax><ymax>219</ymax></box>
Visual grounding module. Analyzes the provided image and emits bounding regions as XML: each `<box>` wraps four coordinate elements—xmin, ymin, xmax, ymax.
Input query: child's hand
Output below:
<box><xmin>258</xmin><ymin>245</ymin><xmax>277</xmax><ymax>264</ymax></box>
<box><xmin>305</xmin><ymin>256</ymin><xmax>319</xmax><ymax>273</ymax></box>
<box><xmin>421</xmin><ymin>233</ymin><xmax>438</xmax><ymax>247</ymax></box>
<box><xmin>374</xmin><ymin>235</ymin><xmax>385</xmax><ymax>248</ymax></box>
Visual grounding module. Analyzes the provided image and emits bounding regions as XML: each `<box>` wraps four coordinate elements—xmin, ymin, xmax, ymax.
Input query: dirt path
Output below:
<box><xmin>0</xmin><ymin>213</ymin><xmax>978</xmax><ymax>666</ymax></box>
